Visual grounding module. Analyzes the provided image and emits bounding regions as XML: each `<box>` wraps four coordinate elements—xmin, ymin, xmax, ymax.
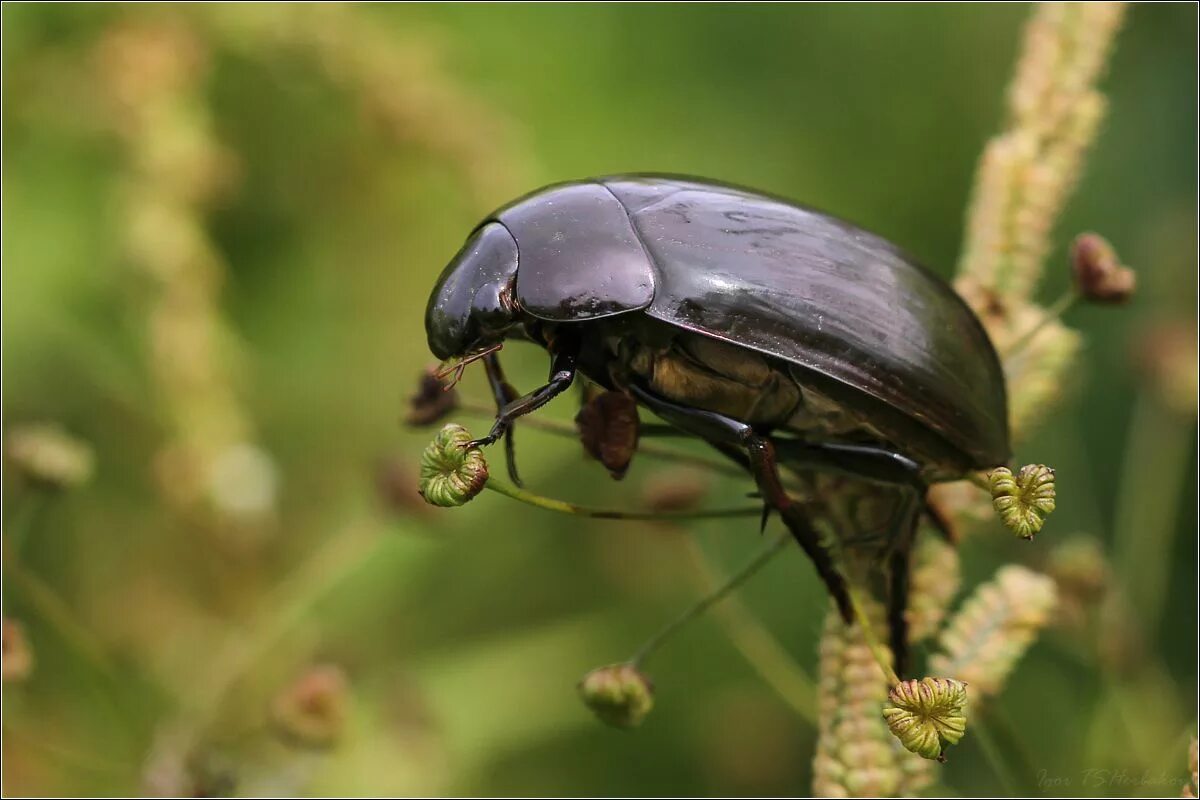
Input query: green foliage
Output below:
<box><xmin>1</xmin><ymin>3</ymin><xmax>1195</xmax><ymax>796</ymax></box>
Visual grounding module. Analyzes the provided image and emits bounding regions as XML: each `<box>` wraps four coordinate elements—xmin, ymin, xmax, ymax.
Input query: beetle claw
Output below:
<box><xmin>759</xmin><ymin>504</ymin><xmax>772</xmax><ymax>534</ymax></box>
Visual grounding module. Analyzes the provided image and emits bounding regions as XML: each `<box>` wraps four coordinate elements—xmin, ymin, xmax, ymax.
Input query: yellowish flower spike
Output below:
<box><xmin>989</xmin><ymin>464</ymin><xmax>1056</xmax><ymax>539</ymax></box>
<box><xmin>578</xmin><ymin>663</ymin><xmax>654</xmax><ymax>729</ymax></box>
<box><xmin>930</xmin><ymin>565</ymin><xmax>1057</xmax><ymax>698</ymax></box>
<box><xmin>418</xmin><ymin>424</ymin><xmax>489</xmax><ymax>507</ymax></box>
<box><xmin>813</xmin><ymin>604</ymin><xmax>933</xmax><ymax>797</ymax></box>
<box><xmin>882</xmin><ymin>677</ymin><xmax>969</xmax><ymax>762</ymax></box>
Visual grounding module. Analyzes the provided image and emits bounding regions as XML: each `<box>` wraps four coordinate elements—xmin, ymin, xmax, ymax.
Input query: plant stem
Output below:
<box><xmin>4</xmin><ymin>488</ymin><xmax>49</xmax><ymax>555</ymax></box>
<box><xmin>972</xmin><ymin>714</ymin><xmax>1020</xmax><ymax>795</ymax></box>
<box><xmin>1111</xmin><ymin>389</ymin><xmax>1190</xmax><ymax>634</ymax></box>
<box><xmin>485</xmin><ymin>478</ymin><xmax>762</xmax><ymax>521</ymax></box>
<box><xmin>630</xmin><ymin>531</ymin><xmax>791</xmax><ymax>668</ymax></box>
<box><xmin>986</xmin><ymin>703</ymin><xmax>1043</xmax><ymax>793</ymax></box>
<box><xmin>458</xmin><ymin>401</ymin><xmax>746</xmax><ymax>479</ymax></box>
<box><xmin>0</xmin><ymin>538</ymin><xmax>116</xmax><ymax>677</ymax></box>
<box><xmin>845</xmin><ymin>583</ymin><xmax>901</xmax><ymax>687</ymax></box>
<box><xmin>1002</xmin><ymin>289</ymin><xmax>1079</xmax><ymax>359</ymax></box>
<box><xmin>682</xmin><ymin>535</ymin><xmax>818</xmax><ymax>723</ymax></box>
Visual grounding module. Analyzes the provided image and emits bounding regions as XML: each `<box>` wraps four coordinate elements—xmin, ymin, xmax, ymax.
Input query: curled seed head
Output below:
<box><xmin>418</xmin><ymin>424</ymin><xmax>488</xmax><ymax>507</ymax></box>
<box><xmin>5</xmin><ymin>423</ymin><xmax>94</xmax><ymax>489</ymax></box>
<box><xmin>1070</xmin><ymin>232</ymin><xmax>1136</xmax><ymax>304</ymax></box>
<box><xmin>989</xmin><ymin>464</ymin><xmax>1056</xmax><ymax>539</ymax></box>
<box><xmin>578</xmin><ymin>663</ymin><xmax>654</xmax><ymax>729</ymax></box>
<box><xmin>882</xmin><ymin>677</ymin><xmax>968</xmax><ymax>762</ymax></box>
<box><xmin>405</xmin><ymin>366</ymin><xmax>459</xmax><ymax>427</ymax></box>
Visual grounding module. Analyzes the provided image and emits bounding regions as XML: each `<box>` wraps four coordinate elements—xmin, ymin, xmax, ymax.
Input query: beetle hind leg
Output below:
<box><xmin>627</xmin><ymin>384</ymin><xmax>853</xmax><ymax>624</ymax></box>
<box><xmin>747</xmin><ymin>437</ymin><xmax>854</xmax><ymax>624</ymax></box>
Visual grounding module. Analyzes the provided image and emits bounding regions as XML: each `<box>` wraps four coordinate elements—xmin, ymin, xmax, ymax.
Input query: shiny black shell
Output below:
<box><xmin>490</xmin><ymin>174</ymin><xmax>1010</xmax><ymax>472</ymax></box>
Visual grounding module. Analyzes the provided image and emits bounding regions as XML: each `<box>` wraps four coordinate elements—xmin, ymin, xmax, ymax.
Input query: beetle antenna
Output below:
<box><xmin>435</xmin><ymin>343</ymin><xmax>505</xmax><ymax>389</ymax></box>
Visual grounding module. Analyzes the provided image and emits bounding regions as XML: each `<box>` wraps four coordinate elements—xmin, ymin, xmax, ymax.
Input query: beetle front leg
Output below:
<box><xmin>468</xmin><ymin>347</ymin><xmax>578</xmax><ymax>450</ymax></box>
<box><xmin>627</xmin><ymin>384</ymin><xmax>853</xmax><ymax>624</ymax></box>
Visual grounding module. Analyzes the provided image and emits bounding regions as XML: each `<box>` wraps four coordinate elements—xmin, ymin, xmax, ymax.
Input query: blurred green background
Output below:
<box><xmin>2</xmin><ymin>3</ymin><xmax>1196</xmax><ymax>796</ymax></box>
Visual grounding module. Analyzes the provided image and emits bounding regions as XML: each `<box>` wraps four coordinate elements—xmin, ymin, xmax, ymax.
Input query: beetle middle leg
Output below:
<box><xmin>627</xmin><ymin>384</ymin><xmax>854</xmax><ymax>625</ymax></box>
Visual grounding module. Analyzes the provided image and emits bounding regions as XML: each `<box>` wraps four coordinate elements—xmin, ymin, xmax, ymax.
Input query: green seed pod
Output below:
<box><xmin>578</xmin><ymin>663</ymin><xmax>654</xmax><ymax>729</ymax></box>
<box><xmin>989</xmin><ymin>464</ymin><xmax>1056</xmax><ymax>539</ymax></box>
<box><xmin>882</xmin><ymin>677</ymin><xmax>968</xmax><ymax>762</ymax></box>
<box><xmin>418</xmin><ymin>424</ymin><xmax>488</xmax><ymax>507</ymax></box>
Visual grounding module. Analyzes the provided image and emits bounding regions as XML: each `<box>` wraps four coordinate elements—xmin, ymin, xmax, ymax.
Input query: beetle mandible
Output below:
<box><xmin>424</xmin><ymin>174</ymin><xmax>1010</xmax><ymax>673</ymax></box>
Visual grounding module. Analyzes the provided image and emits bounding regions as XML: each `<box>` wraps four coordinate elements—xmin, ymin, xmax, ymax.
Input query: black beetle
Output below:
<box><xmin>425</xmin><ymin>174</ymin><xmax>1009</xmax><ymax>672</ymax></box>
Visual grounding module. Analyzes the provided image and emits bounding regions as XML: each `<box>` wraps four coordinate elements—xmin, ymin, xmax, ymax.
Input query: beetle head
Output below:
<box><xmin>426</xmin><ymin>222</ymin><xmax>520</xmax><ymax>361</ymax></box>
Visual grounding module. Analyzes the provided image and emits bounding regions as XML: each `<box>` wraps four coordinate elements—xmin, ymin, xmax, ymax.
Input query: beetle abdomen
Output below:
<box><xmin>624</xmin><ymin>335</ymin><xmax>802</xmax><ymax>426</ymax></box>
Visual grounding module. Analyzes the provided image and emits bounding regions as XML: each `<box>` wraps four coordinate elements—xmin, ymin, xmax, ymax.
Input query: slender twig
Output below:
<box><xmin>0</xmin><ymin>724</ymin><xmax>134</xmax><ymax>778</ymax></box>
<box><xmin>986</xmin><ymin>703</ymin><xmax>1044</xmax><ymax>794</ymax></box>
<box><xmin>682</xmin><ymin>535</ymin><xmax>818</xmax><ymax>723</ymax></box>
<box><xmin>4</xmin><ymin>488</ymin><xmax>49</xmax><ymax>556</ymax></box>
<box><xmin>458</xmin><ymin>401</ymin><xmax>746</xmax><ymax>478</ymax></box>
<box><xmin>1111</xmin><ymin>389</ymin><xmax>1190</xmax><ymax>633</ymax></box>
<box><xmin>1</xmin><ymin>536</ymin><xmax>115</xmax><ymax>678</ymax></box>
<box><xmin>845</xmin><ymin>583</ymin><xmax>901</xmax><ymax>687</ymax></box>
<box><xmin>630</xmin><ymin>531</ymin><xmax>791</xmax><ymax>668</ymax></box>
<box><xmin>169</xmin><ymin>515</ymin><xmax>386</xmax><ymax>757</ymax></box>
<box><xmin>972</xmin><ymin>714</ymin><xmax>1020</xmax><ymax>795</ymax></box>
<box><xmin>485</xmin><ymin>478</ymin><xmax>762</xmax><ymax>521</ymax></box>
<box><xmin>1002</xmin><ymin>289</ymin><xmax>1079</xmax><ymax>360</ymax></box>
